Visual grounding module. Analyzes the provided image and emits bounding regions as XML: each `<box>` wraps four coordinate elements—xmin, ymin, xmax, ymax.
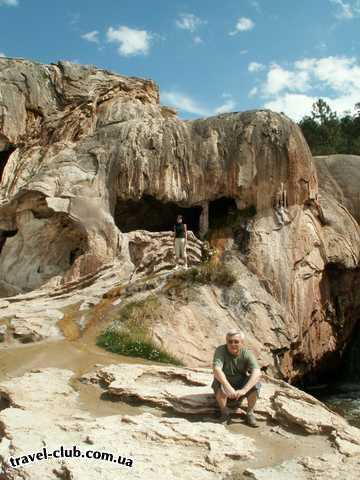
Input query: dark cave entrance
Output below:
<box><xmin>295</xmin><ymin>264</ymin><xmax>360</xmax><ymax>392</ymax></box>
<box><xmin>0</xmin><ymin>145</ymin><xmax>15</xmax><ymax>182</ymax></box>
<box><xmin>208</xmin><ymin>197</ymin><xmax>256</xmax><ymax>253</ymax></box>
<box><xmin>0</xmin><ymin>229</ymin><xmax>18</xmax><ymax>255</ymax></box>
<box><xmin>114</xmin><ymin>195</ymin><xmax>202</xmax><ymax>235</ymax></box>
<box><xmin>209</xmin><ymin>197</ymin><xmax>238</xmax><ymax>229</ymax></box>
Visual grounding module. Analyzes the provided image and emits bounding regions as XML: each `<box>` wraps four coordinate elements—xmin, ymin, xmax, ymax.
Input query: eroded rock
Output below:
<box><xmin>0</xmin><ymin>368</ymin><xmax>256</xmax><ymax>480</ymax></box>
<box><xmin>0</xmin><ymin>57</ymin><xmax>359</xmax><ymax>385</ymax></box>
<box><xmin>244</xmin><ymin>453</ymin><xmax>360</xmax><ymax>480</ymax></box>
<box><xmin>82</xmin><ymin>363</ymin><xmax>360</xmax><ymax>457</ymax></box>
<box><xmin>314</xmin><ymin>154</ymin><xmax>360</xmax><ymax>223</ymax></box>
<box><xmin>0</xmin><ymin>58</ymin><xmax>317</xmax><ymax>297</ymax></box>
<box><xmin>1</xmin><ymin>364</ymin><xmax>360</xmax><ymax>479</ymax></box>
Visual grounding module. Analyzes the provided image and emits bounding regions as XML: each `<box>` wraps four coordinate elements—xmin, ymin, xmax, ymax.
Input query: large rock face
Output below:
<box><xmin>0</xmin><ymin>58</ymin><xmax>317</xmax><ymax>293</ymax></box>
<box><xmin>0</xmin><ymin>58</ymin><xmax>359</xmax><ymax>383</ymax></box>
<box><xmin>313</xmin><ymin>154</ymin><xmax>360</xmax><ymax>223</ymax></box>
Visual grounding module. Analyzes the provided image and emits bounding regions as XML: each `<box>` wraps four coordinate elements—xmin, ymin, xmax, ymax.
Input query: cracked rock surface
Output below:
<box><xmin>0</xmin><ymin>367</ymin><xmax>256</xmax><ymax>480</ymax></box>
<box><xmin>0</xmin><ymin>365</ymin><xmax>359</xmax><ymax>479</ymax></box>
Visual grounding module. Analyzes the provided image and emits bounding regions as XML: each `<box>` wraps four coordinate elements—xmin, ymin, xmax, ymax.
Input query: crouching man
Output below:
<box><xmin>212</xmin><ymin>330</ymin><xmax>261</xmax><ymax>427</ymax></box>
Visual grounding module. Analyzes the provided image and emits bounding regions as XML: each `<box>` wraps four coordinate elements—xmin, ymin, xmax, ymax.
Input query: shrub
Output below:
<box><xmin>96</xmin><ymin>295</ymin><xmax>182</xmax><ymax>365</ymax></box>
<box><xmin>173</xmin><ymin>261</ymin><xmax>236</xmax><ymax>288</ymax></box>
<box><xmin>97</xmin><ymin>329</ymin><xmax>181</xmax><ymax>364</ymax></box>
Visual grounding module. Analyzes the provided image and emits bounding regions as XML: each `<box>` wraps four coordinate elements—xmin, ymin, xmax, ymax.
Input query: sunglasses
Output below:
<box><xmin>227</xmin><ymin>340</ymin><xmax>240</xmax><ymax>344</ymax></box>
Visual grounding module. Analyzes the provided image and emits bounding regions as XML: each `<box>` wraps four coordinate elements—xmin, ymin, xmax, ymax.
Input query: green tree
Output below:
<box><xmin>298</xmin><ymin>99</ymin><xmax>360</xmax><ymax>156</ymax></box>
<box><xmin>298</xmin><ymin>115</ymin><xmax>320</xmax><ymax>153</ymax></box>
<box><xmin>311</xmin><ymin>98</ymin><xmax>337</xmax><ymax>124</ymax></box>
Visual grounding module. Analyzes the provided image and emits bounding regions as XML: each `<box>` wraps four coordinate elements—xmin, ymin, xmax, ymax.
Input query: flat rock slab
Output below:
<box><xmin>0</xmin><ymin>368</ymin><xmax>79</xmax><ymax>412</ymax></box>
<box><xmin>0</xmin><ymin>367</ymin><xmax>256</xmax><ymax>479</ymax></box>
<box><xmin>82</xmin><ymin>363</ymin><xmax>360</xmax><ymax>457</ymax></box>
<box><xmin>0</xmin><ymin>264</ymin><xmax>130</xmax><ymax>343</ymax></box>
<box><xmin>80</xmin><ymin>364</ymin><xmax>325</xmax><ymax>419</ymax></box>
<box><xmin>1</xmin><ymin>365</ymin><xmax>360</xmax><ymax>479</ymax></box>
<box><xmin>244</xmin><ymin>453</ymin><xmax>360</xmax><ymax>480</ymax></box>
<box><xmin>83</xmin><ymin>363</ymin><xmax>283</xmax><ymax>416</ymax></box>
<box><xmin>82</xmin><ymin>363</ymin><xmax>221</xmax><ymax>414</ymax></box>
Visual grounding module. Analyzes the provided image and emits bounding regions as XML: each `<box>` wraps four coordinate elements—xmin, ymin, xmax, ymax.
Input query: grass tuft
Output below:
<box><xmin>172</xmin><ymin>261</ymin><xmax>236</xmax><ymax>288</ymax></box>
<box><xmin>97</xmin><ymin>295</ymin><xmax>182</xmax><ymax>365</ymax></box>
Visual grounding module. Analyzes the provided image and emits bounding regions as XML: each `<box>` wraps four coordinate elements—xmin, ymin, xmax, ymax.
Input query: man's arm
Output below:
<box><xmin>235</xmin><ymin>368</ymin><xmax>261</xmax><ymax>399</ymax></box>
<box><xmin>213</xmin><ymin>366</ymin><xmax>236</xmax><ymax>398</ymax></box>
<box><xmin>184</xmin><ymin>224</ymin><xmax>188</xmax><ymax>243</ymax></box>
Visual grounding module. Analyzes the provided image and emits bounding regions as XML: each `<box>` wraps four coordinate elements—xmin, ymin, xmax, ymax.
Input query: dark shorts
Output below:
<box><xmin>212</xmin><ymin>376</ymin><xmax>261</xmax><ymax>398</ymax></box>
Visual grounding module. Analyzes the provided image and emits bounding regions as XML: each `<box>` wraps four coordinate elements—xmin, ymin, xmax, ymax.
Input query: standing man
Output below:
<box><xmin>173</xmin><ymin>214</ymin><xmax>188</xmax><ymax>269</ymax></box>
<box><xmin>212</xmin><ymin>330</ymin><xmax>261</xmax><ymax>427</ymax></box>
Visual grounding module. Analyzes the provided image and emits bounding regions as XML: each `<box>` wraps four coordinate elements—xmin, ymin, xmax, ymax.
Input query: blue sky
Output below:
<box><xmin>0</xmin><ymin>0</ymin><xmax>360</xmax><ymax>120</ymax></box>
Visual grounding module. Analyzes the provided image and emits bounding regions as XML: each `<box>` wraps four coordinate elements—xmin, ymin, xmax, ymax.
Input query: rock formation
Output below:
<box><xmin>0</xmin><ymin>58</ymin><xmax>317</xmax><ymax>292</ymax></box>
<box><xmin>0</xmin><ymin>57</ymin><xmax>359</xmax><ymax>384</ymax></box>
<box><xmin>1</xmin><ymin>57</ymin><xmax>360</xmax><ymax>480</ymax></box>
<box><xmin>313</xmin><ymin>154</ymin><xmax>360</xmax><ymax>223</ymax></box>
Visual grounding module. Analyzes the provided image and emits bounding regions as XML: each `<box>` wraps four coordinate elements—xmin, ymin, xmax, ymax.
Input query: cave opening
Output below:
<box><xmin>293</xmin><ymin>263</ymin><xmax>360</xmax><ymax>426</ymax></box>
<box><xmin>0</xmin><ymin>230</ymin><xmax>18</xmax><ymax>255</ymax></box>
<box><xmin>0</xmin><ymin>145</ymin><xmax>15</xmax><ymax>182</ymax></box>
<box><xmin>114</xmin><ymin>195</ymin><xmax>202</xmax><ymax>235</ymax></box>
<box><xmin>209</xmin><ymin>197</ymin><xmax>238</xmax><ymax>229</ymax></box>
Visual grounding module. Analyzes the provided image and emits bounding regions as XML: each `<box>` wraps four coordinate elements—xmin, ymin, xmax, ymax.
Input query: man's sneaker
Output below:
<box><xmin>216</xmin><ymin>409</ymin><xmax>231</xmax><ymax>425</ymax></box>
<box><xmin>245</xmin><ymin>412</ymin><xmax>259</xmax><ymax>428</ymax></box>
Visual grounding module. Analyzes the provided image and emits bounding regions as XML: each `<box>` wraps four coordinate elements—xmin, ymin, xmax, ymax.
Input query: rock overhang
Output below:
<box><xmin>0</xmin><ymin>57</ymin><xmax>319</xmax><ymax>292</ymax></box>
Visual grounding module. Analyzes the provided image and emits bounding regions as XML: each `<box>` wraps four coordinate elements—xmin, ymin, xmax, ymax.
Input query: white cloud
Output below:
<box><xmin>249</xmin><ymin>87</ymin><xmax>258</xmax><ymax>97</ymax></box>
<box><xmin>230</xmin><ymin>17</ymin><xmax>255</xmax><ymax>35</ymax></box>
<box><xmin>248</xmin><ymin>61</ymin><xmax>264</xmax><ymax>73</ymax></box>
<box><xmin>107</xmin><ymin>26</ymin><xmax>151</xmax><ymax>56</ymax></box>
<box><xmin>161</xmin><ymin>91</ymin><xmax>236</xmax><ymax>116</ymax></box>
<box><xmin>81</xmin><ymin>31</ymin><xmax>99</xmax><ymax>44</ymax></box>
<box><xmin>214</xmin><ymin>98</ymin><xmax>236</xmax><ymax>114</ymax></box>
<box><xmin>161</xmin><ymin>91</ymin><xmax>210</xmax><ymax>116</ymax></box>
<box><xmin>240</xmin><ymin>49</ymin><xmax>249</xmax><ymax>55</ymax></box>
<box><xmin>69</xmin><ymin>13</ymin><xmax>80</xmax><ymax>27</ymax></box>
<box><xmin>0</xmin><ymin>0</ymin><xmax>18</xmax><ymax>6</ymax></box>
<box><xmin>264</xmin><ymin>92</ymin><xmax>360</xmax><ymax>121</ymax></box>
<box><xmin>176</xmin><ymin>13</ymin><xmax>206</xmax><ymax>32</ymax></box>
<box><xmin>264</xmin><ymin>94</ymin><xmax>316</xmax><ymax>121</ymax></box>
<box><xmin>263</xmin><ymin>64</ymin><xmax>310</xmax><ymax>95</ymax></box>
<box><xmin>0</xmin><ymin>52</ymin><xmax>6</xmax><ymax>57</ymax></box>
<box><xmin>255</xmin><ymin>56</ymin><xmax>360</xmax><ymax>120</ymax></box>
<box><xmin>294</xmin><ymin>56</ymin><xmax>360</xmax><ymax>93</ymax></box>
<box><xmin>316</xmin><ymin>42</ymin><xmax>327</xmax><ymax>51</ymax></box>
<box><xmin>329</xmin><ymin>0</ymin><xmax>360</xmax><ymax>19</ymax></box>
<box><xmin>250</xmin><ymin>1</ymin><xmax>261</xmax><ymax>12</ymax></box>
<box><xmin>193</xmin><ymin>36</ymin><xmax>203</xmax><ymax>44</ymax></box>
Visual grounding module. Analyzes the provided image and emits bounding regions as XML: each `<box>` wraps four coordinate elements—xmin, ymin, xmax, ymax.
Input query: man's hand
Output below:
<box><xmin>234</xmin><ymin>388</ymin><xmax>247</xmax><ymax>400</ymax></box>
<box><xmin>214</xmin><ymin>365</ymin><xmax>237</xmax><ymax>399</ymax></box>
<box><xmin>221</xmin><ymin>384</ymin><xmax>237</xmax><ymax>399</ymax></box>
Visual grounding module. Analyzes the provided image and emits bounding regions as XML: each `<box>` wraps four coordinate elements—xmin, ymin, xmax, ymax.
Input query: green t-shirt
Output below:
<box><xmin>213</xmin><ymin>345</ymin><xmax>259</xmax><ymax>380</ymax></box>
